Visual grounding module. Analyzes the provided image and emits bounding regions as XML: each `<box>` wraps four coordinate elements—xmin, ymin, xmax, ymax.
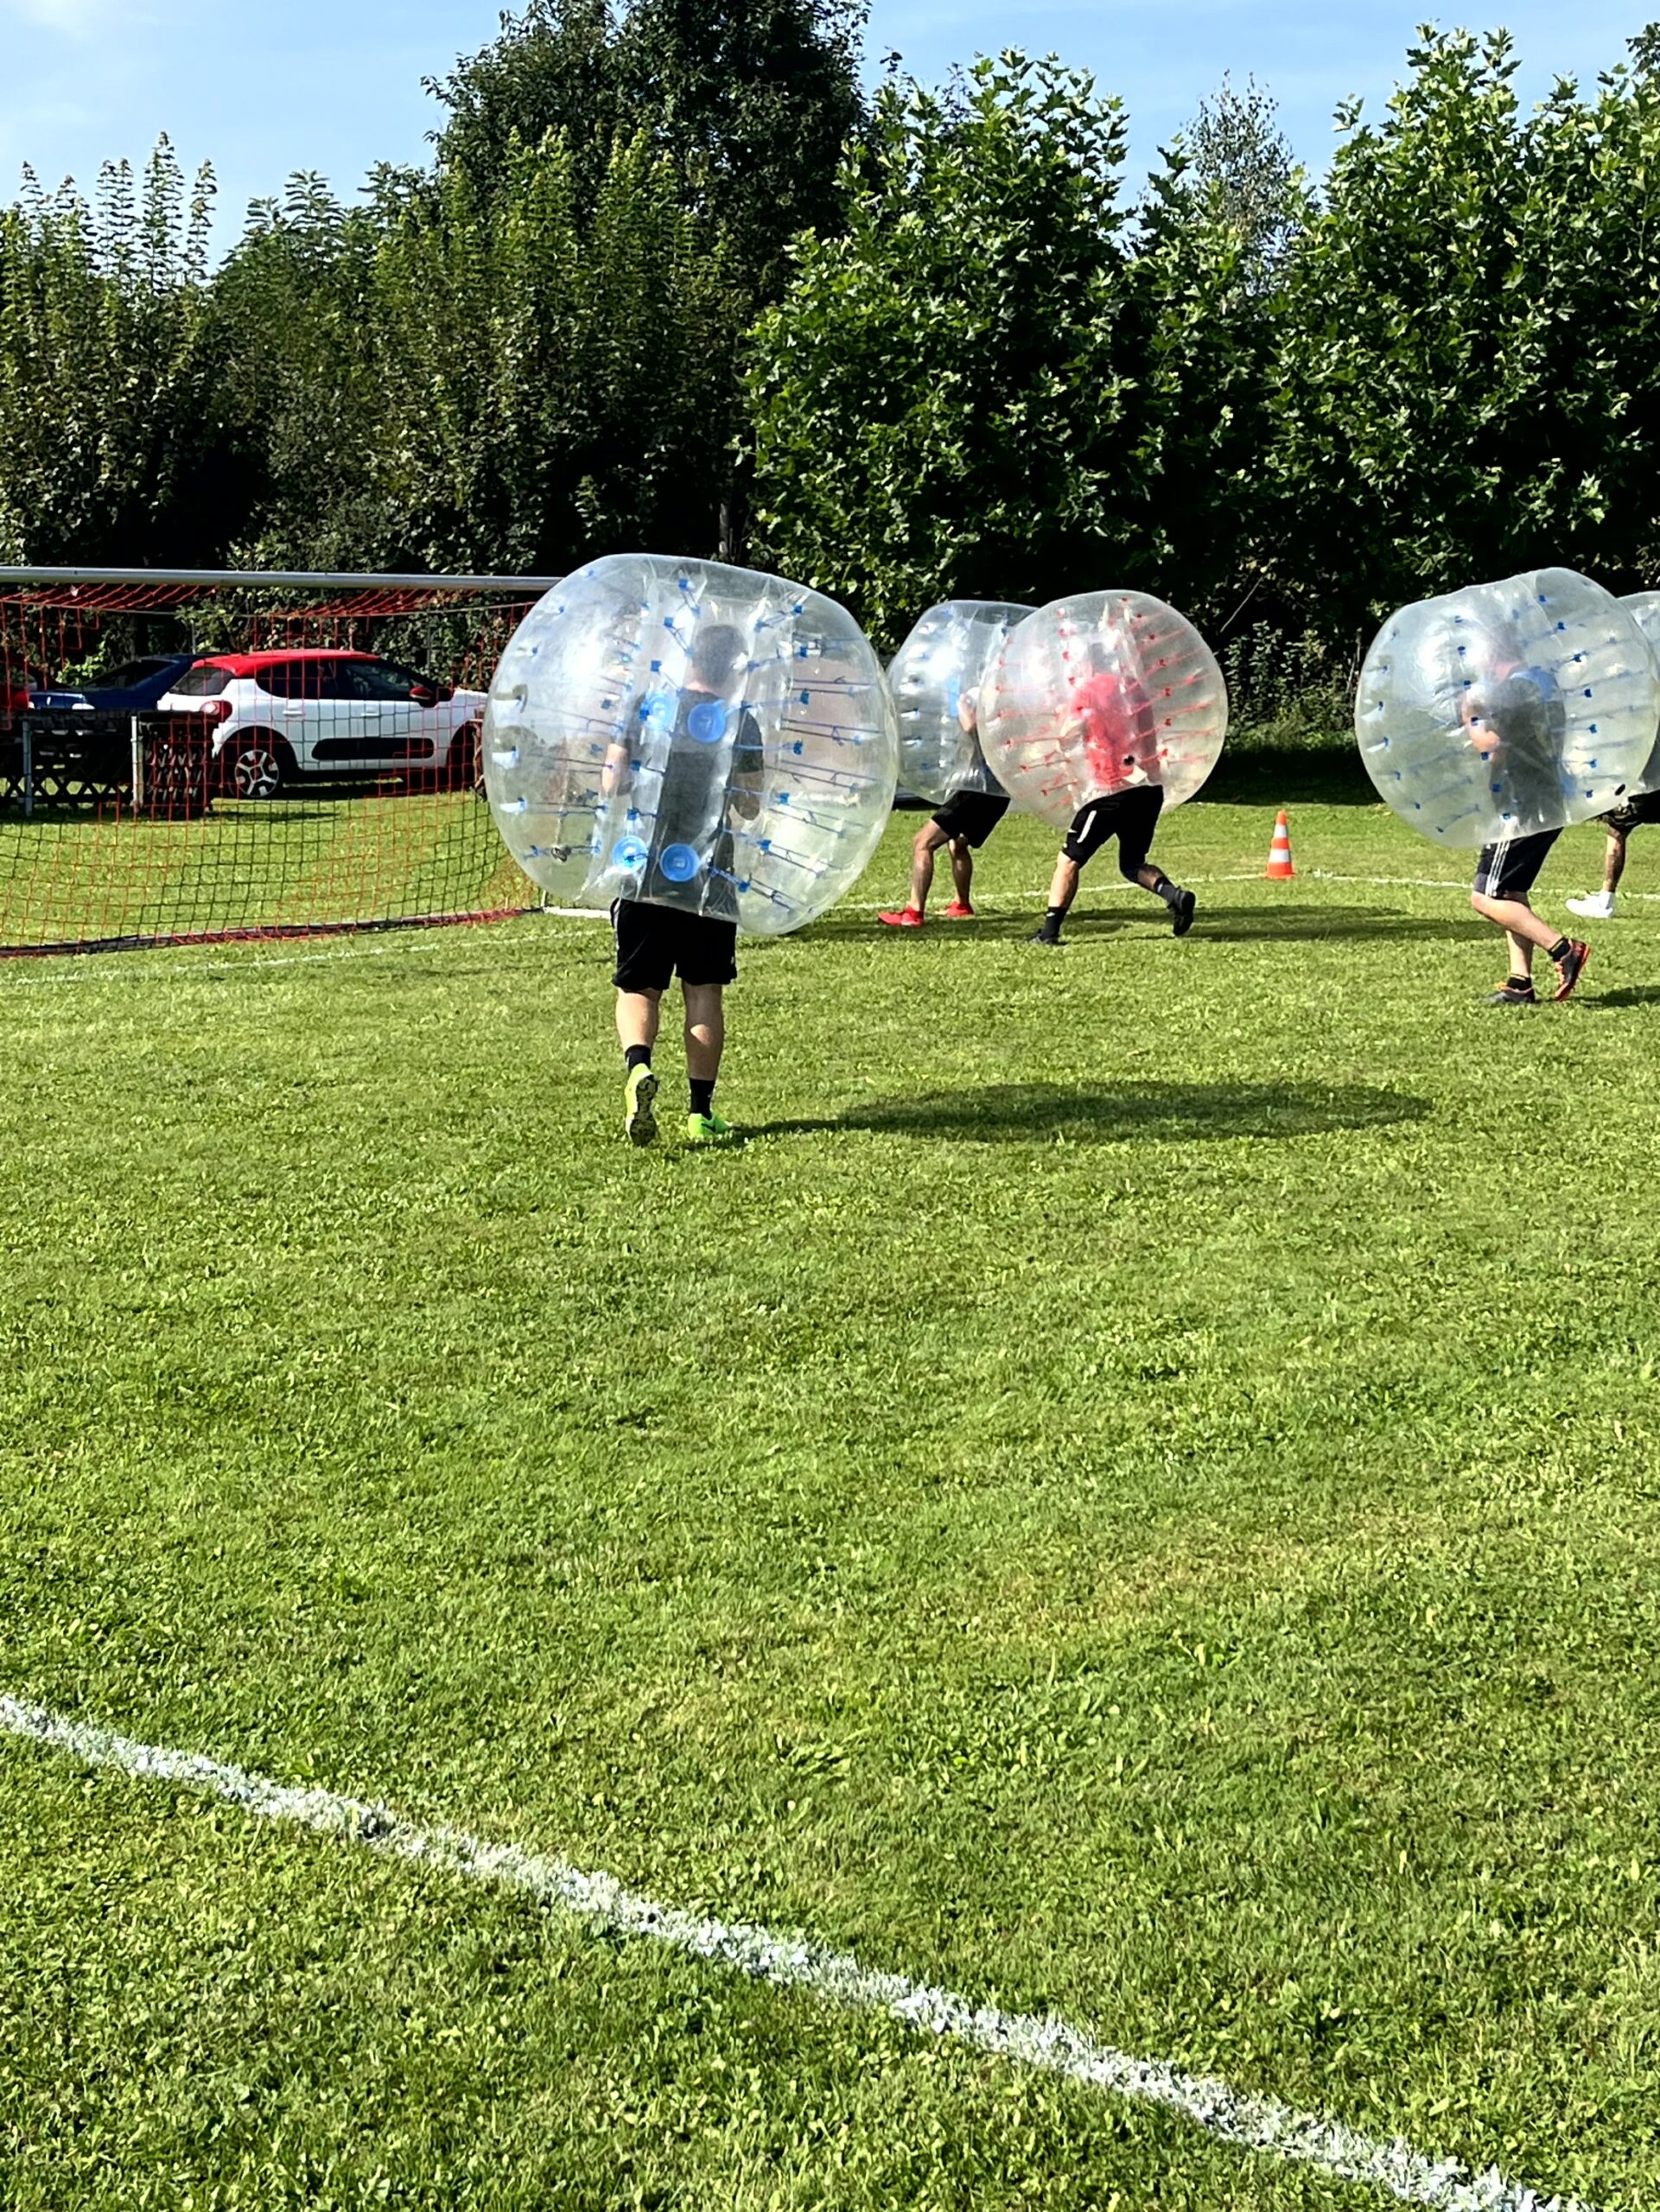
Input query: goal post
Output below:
<box><xmin>0</xmin><ymin>568</ymin><xmax>562</xmax><ymax>958</ymax></box>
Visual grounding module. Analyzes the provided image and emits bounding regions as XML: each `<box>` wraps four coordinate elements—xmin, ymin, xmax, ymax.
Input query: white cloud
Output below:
<box><xmin>6</xmin><ymin>0</ymin><xmax>102</xmax><ymax>29</ymax></box>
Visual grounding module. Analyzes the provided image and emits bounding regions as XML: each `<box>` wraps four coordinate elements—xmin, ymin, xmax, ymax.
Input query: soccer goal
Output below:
<box><xmin>0</xmin><ymin>567</ymin><xmax>559</xmax><ymax>958</ymax></box>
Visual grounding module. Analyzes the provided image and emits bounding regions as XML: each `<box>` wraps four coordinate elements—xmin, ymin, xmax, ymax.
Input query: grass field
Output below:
<box><xmin>0</xmin><ymin>789</ymin><xmax>525</xmax><ymax>949</ymax></box>
<box><xmin>3</xmin><ymin>779</ymin><xmax>1660</xmax><ymax>2210</ymax></box>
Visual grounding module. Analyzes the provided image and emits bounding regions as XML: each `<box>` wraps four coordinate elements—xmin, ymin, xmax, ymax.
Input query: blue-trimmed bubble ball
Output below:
<box><xmin>979</xmin><ymin>590</ymin><xmax>1229</xmax><ymax>830</ymax></box>
<box><xmin>483</xmin><ymin>554</ymin><xmax>899</xmax><ymax>933</ymax></box>
<box><xmin>887</xmin><ymin>600</ymin><xmax>1034</xmax><ymax>803</ymax></box>
<box><xmin>1618</xmin><ymin>589</ymin><xmax>1660</xmax><ymax>799</ymax></box>
<box><xmin>1354</xmin><ymin>569</ymin><xmax>1659</xmax><ymax>847</ymax></box>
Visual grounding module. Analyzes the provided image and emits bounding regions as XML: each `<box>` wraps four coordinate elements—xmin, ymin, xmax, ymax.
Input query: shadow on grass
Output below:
<box><xmin>1580</xmin><ymin>984</ymin><xmax>1660</xmax><ymax>1011</ymax></box>
<box><xmin>804</xmin><ymin>909</ymin><xmax>1122</xmax><ymax>945</ymax></box>
<box><xmin>807</xmin><ymin>902</ymin><xmax>1485</xmax><ymax>946</ymax></box>
<box><xmin>1193</xmin><ymin>902</ymin><xmax>1488</xmax><ymax>944</ymax></box>
<box><xmin>753</xmin><ymin>1079</ymin><xmax>1431</xmax><ymax>1146</ymax></box>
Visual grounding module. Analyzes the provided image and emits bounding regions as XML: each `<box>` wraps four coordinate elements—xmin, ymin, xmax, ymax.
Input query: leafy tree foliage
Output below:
<box><xmin>1171</xmin><ymin>74</ymin><xmax>1304</xmax><ymax>287</ymax></box>
<box><xmin>429</xmin><ymin>0</ymin><xmax>867</xmax><ymax>300</ymax></box>
<box><xmin>1270</xmin><ymin>27</ymin><xmax>1660</xmax><ymax>632</ymax></box>
<box><xmin>232</xmin><ymin>135</ymin><xmax>742</xmax><ymax>575</ymax></box>
<box><xmin>746</xmin><ymin>54</ymin><xmax>1271</xmax><ymax>645</ymax></box>
<box><xmin>10</xmin><ymin>15</ymin><xmax>1660</xmax><ymax>671</ymax></box>
<box><xmin>0</xmin><ymin>141</ymin><xmax>247</xmax><ymax>563</ymax></box>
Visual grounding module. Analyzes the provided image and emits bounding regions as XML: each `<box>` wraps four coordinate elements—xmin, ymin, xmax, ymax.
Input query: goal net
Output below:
<box><xmin>0</xmin><ymin>568</ymin><xmax>557</xmax><ymax>958</ymax></box>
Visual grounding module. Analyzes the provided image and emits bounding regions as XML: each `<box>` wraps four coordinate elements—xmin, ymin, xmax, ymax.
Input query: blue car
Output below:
<box><xmin>29</xmin><ymin>653</ymin><xmax>204</xmax><ymax>714</ymax></box>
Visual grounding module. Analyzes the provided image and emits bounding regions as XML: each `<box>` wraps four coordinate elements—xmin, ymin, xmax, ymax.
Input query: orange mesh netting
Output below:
<box><xmin>0</xmin><ymin>577</ymin><xmax>545</xmax><ymax>957</ymax></box>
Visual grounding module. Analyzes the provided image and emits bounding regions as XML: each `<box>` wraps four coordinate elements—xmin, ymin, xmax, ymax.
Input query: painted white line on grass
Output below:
<box><xmin>0</xmin><ymin>1694</ymin><xmax>1589</xmax><ymax>2212</ymax></box>
<box><xmin>1306</xmin><ymin>869</ymin><xmax>1660</xmax><ymax>905</ymax></box>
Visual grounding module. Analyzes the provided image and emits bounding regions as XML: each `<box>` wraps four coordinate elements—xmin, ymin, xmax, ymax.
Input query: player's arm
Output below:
<box><xmin>599</xmin><ymin>721</ymin><xmax>634</xmax><ymax>797</ymax></box>
<box><xmin>729</xmin><ymin>709</ymin><xmax>765</xmax><ymax>821</ymax></box>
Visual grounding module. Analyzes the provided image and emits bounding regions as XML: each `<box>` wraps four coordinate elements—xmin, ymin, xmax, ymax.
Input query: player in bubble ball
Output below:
<box><xmin>879</xmin><ymin>687</ymin><xmax>1009</xmax><ymax>927</ymax></box>
<box><xmin>1027</xmin><ymin>647</ymin><xmax>1197</xmax><ymax>947</ymax></box>
<box><xmin>602</xmin><ymin>622</ymin><xmax>764</xmax><ymax>1144</ymax></box>
<box><xmin>1462</xmin><ymin>670</ymin><xmax>1591</xmax><ymax>1005</ymax></box>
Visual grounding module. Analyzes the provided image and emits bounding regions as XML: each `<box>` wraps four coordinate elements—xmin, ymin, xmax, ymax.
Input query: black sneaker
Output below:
<box><xmin>1027</xmin><ymin>927</ymin><xmax>1062</xmax><ymax>948</ymax></box>
<box><xmin>1486</xmin><ymin>978</ymin><xmax>1537</xmax><ymax>1007</ymax></box>
<box><xmin>1171</xmin><ymin>888</ymin><xmax>1197</xmax><ymax>938</ymax></box>
<box><xmin>1552</xmin><ymin>938</ymin><xmax>1591</xmax><ymax>1002</ymax></box>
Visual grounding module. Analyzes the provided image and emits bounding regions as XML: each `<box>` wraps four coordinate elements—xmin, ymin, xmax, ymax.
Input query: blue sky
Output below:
<box><xmin>0</xmin><ymin>0</ymin><xmax>1652</xmax><ymax>244</ymax></box>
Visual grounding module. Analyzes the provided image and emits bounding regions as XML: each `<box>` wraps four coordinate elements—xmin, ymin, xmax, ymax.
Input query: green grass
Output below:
<box><xmin>0</xmin><ymin>789</ymin><xmax>525</xmax><ymax>947</ymax></box>
<box><xmin>3</xmin><ymin>790</ymin><xmax>1660</xmax><ymax>2209</ymax></box>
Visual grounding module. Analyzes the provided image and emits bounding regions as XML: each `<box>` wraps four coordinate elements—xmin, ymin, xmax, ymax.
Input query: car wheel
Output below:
<box><xmin>226</xmin><ymin>734</ymin><xmax>288</xmax><ymax>800</ymax></box>
<box><xmin>443</xmin><ymin>722</ymin><xmax>480</xmax><ymax>792</ymax></box>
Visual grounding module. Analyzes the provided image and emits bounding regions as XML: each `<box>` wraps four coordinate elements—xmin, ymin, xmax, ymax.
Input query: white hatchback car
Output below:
<box><xmin>155</xmin><ymin>649</ymin><xmax>488</xmax><ymax>797</ymax></box>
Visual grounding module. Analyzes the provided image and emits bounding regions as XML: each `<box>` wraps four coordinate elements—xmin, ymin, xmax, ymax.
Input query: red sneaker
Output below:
<box><xmin>878</xmin><ymin>907</ymin><xmax>925</xmax><ymax>929</ymax></box>
<box><xmin>942</xmin><ymin>900</ymin><xmax>976</xmax><ymax>919</ymax></box>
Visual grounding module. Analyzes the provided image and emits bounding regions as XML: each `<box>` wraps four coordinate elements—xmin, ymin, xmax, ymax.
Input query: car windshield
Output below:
<box><xmin>92</xmin><ymin>658</ymin><xmax>179</xmax><ymax>690</ymax></box>
<box><xmin>169</xmin><ymin>664</ymin><xmax>232</xmax><ymax>697</ymax></box>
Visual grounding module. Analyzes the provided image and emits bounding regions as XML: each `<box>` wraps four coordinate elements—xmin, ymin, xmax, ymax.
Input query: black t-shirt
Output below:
<box><xmin>634</xmin><ymin>687</ymin><xmax>765</xmax><ymax>914</ymax></box>
<box><xmin>1477</xmin><ymin>669</ymin><xmax>1567</xmax><ymax>829</ymax></box>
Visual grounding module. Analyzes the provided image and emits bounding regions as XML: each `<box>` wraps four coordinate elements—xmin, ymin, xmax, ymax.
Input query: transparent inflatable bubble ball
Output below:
<box><xmin>887</xmin><ymin>600</ymin><xmax>1034</xmax><ymax>804</ymax></box>
<box><xmin>979</xmin><ymin>590</ymin><xmax>1229</xmax><ymax>830</ymax></box>
<box><xmin>1619</xmin><ymin>588</ymin><xmax>1660</xmax><ymax>799</ymax></box>
<box><xmin>483</xmin><ymin>553</ymin><xmax>900</xmax><ymax>936</ymax></box>
<box><xmin>1354</xmin><ymin>568</ymin><xmax>1660</xmax><ymax>849</ymax></box>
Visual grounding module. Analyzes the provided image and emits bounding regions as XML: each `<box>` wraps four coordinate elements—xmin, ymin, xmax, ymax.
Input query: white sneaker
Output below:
<box><xmin>1567</xmin><ymin>892</ymin><xmax>1616</xmax><ymax>919</ymax></box>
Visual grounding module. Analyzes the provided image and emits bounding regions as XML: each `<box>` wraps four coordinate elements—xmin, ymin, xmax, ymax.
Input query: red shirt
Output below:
<box><xmin>1072</xmin><ymin>666</ymin><xmax>1159</xmax><ymax>796</ymax></box>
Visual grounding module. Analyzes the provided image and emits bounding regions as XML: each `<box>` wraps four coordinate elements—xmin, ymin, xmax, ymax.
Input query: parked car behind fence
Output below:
<box><xmin>155</xmin><ymin>650</ymin><xmax>487</xmax><ymax>798</ymax></box>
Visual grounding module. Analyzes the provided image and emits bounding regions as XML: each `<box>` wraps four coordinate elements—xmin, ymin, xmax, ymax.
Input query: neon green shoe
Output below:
<box><xmin>685</xmin><ymin>1109</ymin><xmax>737</xmax><ymax>1146</ymax></box>
<box><xmin>624</xmin><ymin>1064</ymin><xmax>658</xmax><ymax>1146</ymax></box>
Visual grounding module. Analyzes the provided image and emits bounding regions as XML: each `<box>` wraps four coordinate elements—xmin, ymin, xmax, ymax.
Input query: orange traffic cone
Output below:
<box><xmin>1264</xmin><ymin>809</ymin><xmax>1295</xmax><ymax>880</ymax></box>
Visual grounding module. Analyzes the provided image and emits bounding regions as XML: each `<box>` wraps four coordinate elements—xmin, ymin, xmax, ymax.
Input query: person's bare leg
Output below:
<box><xmin>683</xmin><ymin>982</ymin><xmax>725</xmax><ymax>1084</ymax></box>
<box><xmin>1032</xmin><ymin>851</ymin><xmax>1082</xmax><ymax>943</ymax></box>
<box><xmin>616</xmin><ymin>988</ymin><xmax>661</xmax><ymax>1053</ymax></box>
<box><xmin>1471</xmin><ymin>893</ymin><xmax>1566</xmax><ymax>977</ymax></box>
<box><xmin>909</xmin><ymin>823</ymin><xmax>948</xmax><ymax>914</ymax></box>
<box><xmin>948</xmin><ymin>837</ymin><xmax>974</xmax><ymax>909</ymax></box>
<box><xmin>1046</xmin><ymin>852</ymin><xmax>1082</xmax><ymax>919</ymax></box>
<box><xmin>617</xmin><ymin>988</ymin><xmax>662</xmax><ymax>1143</ymax></box>
<box><xmin>1605</xmin><ymin>829</ymin><xmax>1629</xmax><ymax>896</ymax></box>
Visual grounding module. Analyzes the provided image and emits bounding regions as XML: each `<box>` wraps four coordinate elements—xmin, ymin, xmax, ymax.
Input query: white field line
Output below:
<box><xmin>0</xmin><ymin>1694</ymin><xmax>1590</xmax><ymax>2212</ymax></box>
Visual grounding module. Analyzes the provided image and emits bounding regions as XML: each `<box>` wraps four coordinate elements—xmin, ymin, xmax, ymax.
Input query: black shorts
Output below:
<box><xmin>932</xmin><ymin>790</ymin><xmax>1010</xmax><ymax>848</ymax></box>
<box><xmin>1472</xmin><ymin>828</ymin><xmax>1561</xmax><ymax>900</ymax></box>
<box><xmin>1600</xmin><ymin>789</ymin><xmax>1660</xmax><ymax>836</ymax></box>
<box><xmin>612</xmin><ymin>899</ymin><xmax>738</xmax><ymax>992</ymax></box>
<box><xmin>1062</xmin><ymin>785</ymin><xmax>1164</xmax><ymax>873</ymax></box>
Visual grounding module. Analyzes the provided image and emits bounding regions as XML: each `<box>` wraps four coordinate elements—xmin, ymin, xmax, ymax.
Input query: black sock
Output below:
<box><xmin>1508</xmin><ymin>974</ymin><xmax>1535</xmax><ymax>992</ymax></box>
<box><xmin>1038</xmin><ymin>906</ymin><xmax>1065</xmax><ymax>938</ymax></box>
<box><xmin>690</xmin><ymin>1077</ymin><xmax>716</xmax><ymax>1117</ymax></box>
<box><xmin>1148</xmin><ymin>874</ymin><xmax>1180</xmax><ymax>906</ymax></box>
<box><xmin>624</xmin><ymin>1044</ymin><xmax>652</xmax><ymax>1073</ymax></box>
<box><xmin>1546</xmin><ymin>936</ymin><xmax>1571</xmax><ymax>963</ymax></box>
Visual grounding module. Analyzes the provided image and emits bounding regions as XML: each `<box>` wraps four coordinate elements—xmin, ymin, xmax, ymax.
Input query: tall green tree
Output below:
<box><xmin>0</xmin><ymin>140</ymin><xmax>248</xmax><ymax>564</ymax></box>
<box><xmin>1269</xmin><ymin>27</ymin><xmax>1660</xmax><ymax>635</ymax></box>
<box><xmin>746</xmin><ymin>52</ymin><xmax>1273</xmax><ymax>644</ymax></box>
<box><xmin>429</xmin><ymin>0</ymin><xmax>868</xmax><ymax>301</ymax></box>
<box><xmin>1172</xmin><ymin>74</ymin><xmax>1304</xmax><ymax>289</ymax></box>
<box><xmin>233</xmin><ymin>130</ymin><xmax>744</xmax><ymax>575</ymax></box>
